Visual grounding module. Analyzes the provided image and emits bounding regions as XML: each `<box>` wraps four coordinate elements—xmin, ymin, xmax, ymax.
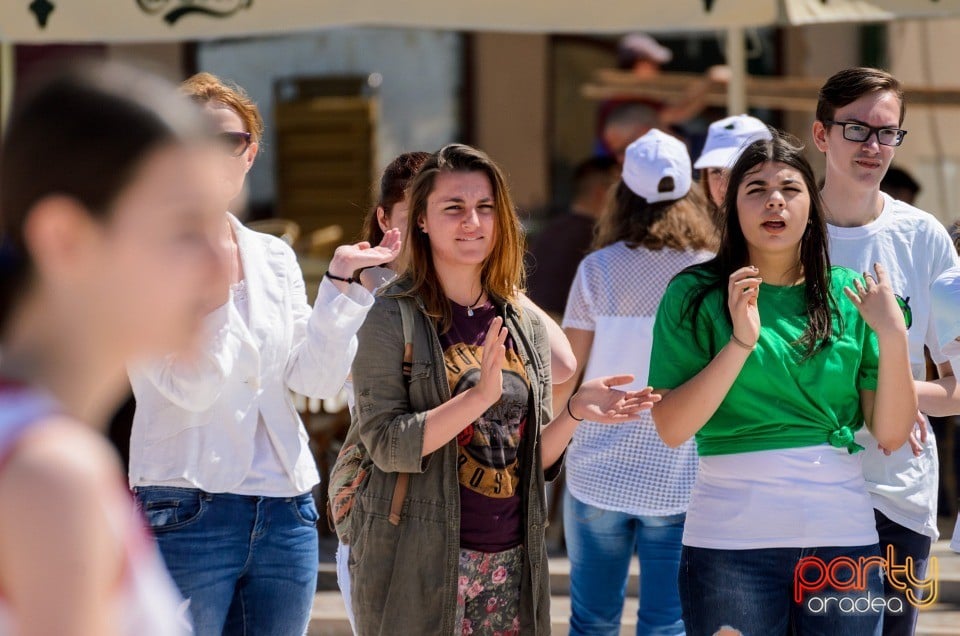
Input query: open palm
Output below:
<box><xmin>329</xmin><ymin>228</ymin><xmax>402</xmax><ymax>275</ymax></box>
<box><xmin>571</xmin><ymin>375</ymin><xmax>660</xmax><ymax>424</ymax></box>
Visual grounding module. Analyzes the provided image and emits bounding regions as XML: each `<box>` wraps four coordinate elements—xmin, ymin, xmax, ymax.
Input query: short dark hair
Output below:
<box><xmin>603</xmin><ymin>102</ymin><xmax>659</xmax><ymax>131</ymax></box>
<box><xmin>816</xmin><ymin>67</ymin><xmax>905</xmax><ymax>126</ymax></box>
<box><xmin>572</xmin><ymin>156</ymin><xmax>618</xmax><ymax>200</ymax></box>
<box><xmin>881</xmin><ymin>166</ymin><xmax>921</xmax><ymax>196</ymax></box>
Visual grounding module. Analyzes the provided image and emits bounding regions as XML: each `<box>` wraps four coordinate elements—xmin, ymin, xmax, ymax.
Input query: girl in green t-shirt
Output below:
<box><xmin>649</xmin><ymin>132</ymin><xmax>917</xmax><ymax>636</ymax></box>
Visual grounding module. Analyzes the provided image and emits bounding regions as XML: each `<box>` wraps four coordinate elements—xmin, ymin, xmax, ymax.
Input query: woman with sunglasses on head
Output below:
<box><xmin>348</xmin><ymin>143</ymin><xmax>654</xmax><ymax>635</ymax></box>
<box><xmin>0</xmin><ymin>61</ymin><xmax>225</xmax><ymax>635</ymax></box>
<box><xmin>650</xmin><ymin>132</ymin><xmax>917</xmax><ymax>635</ymax></box>
<box><xmin>127</xmin><ymin>72</ymin><xmax>401</xmax><ymax>636</ymax></box>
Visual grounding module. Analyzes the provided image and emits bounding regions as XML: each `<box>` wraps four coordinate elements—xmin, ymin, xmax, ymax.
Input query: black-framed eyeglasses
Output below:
<box><xmin>823</xmin><ymin>120</ymin><xmax>907</xmax><ymax>147</ymax></box>
<box><xmin>217</xmin><ymin>131</ymin><xmax>253</xmax><ymax>157</ymax></box>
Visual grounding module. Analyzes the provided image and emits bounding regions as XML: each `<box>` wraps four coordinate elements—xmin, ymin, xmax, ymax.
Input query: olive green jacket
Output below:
<box><xmin>347</xmin><ymin>278</ymin><xmax>557</xmax><ymax>635</ymax></box>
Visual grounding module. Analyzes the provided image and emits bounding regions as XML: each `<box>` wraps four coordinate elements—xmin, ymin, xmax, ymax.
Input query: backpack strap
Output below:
<box><xmin>389</xmin><ymin>296</ymin><xmax>416</xmax><ymax>526</ymax></box>
<box><xmin>399</xmin><ymin>295</ymin><xmax>415</xmax><ymax>380</ymax></box>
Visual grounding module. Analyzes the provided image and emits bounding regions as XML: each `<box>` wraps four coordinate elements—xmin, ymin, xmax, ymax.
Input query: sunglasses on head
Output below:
<box><xmin>823</xmin><ymin>120</ymin><xmax>907</xmax><ymax>147</ymax></box>
<box><xmin>217</xmin><ymin>131</ymin><xmax>253</xmax><ymax>157</ymax></box>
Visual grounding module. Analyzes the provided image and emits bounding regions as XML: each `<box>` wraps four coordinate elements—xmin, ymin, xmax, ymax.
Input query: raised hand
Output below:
<box><xmin>569</xmin><ymin>375</ymin><xmax>661</xmax><ymax>424</ymax></box>
<box><xmin>471</xmin><ymin>316</ymin><xmax>507</xmax><ymax>408</ymax></box>
<box><xmin>844</xmin><ymin>263</ymin><xmax>907</xmax><ymax>338</ymax></box>
<box><xmin>727</xmin><ymin>266</ymin><xmax>762</xmax><ymax>348</ymax></box>
<box><xmin>327</xmin><ymin>228</ymin><xmax>402</xmax><ymax>278</ymax></box>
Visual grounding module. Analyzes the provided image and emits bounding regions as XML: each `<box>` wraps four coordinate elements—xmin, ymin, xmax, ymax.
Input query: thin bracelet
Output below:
<box><xmin>729</xmin><ymin>333</ymin><xmax>756</xmax><ymax>351</ymax></box>
<box><xmin>324</xmin><ymin>270</ymin><xmax>356</xmax><ymax>285</ymax></box>
<box><xmin>566</xmin><ymin>397</ymin><xmax>584</xmax><ymax>422</ymax></box>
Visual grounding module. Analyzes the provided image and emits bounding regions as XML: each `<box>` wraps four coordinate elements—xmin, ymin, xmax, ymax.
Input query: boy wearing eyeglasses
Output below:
<box><xmin>814</xmin><ymin>67</ymin><xmax>959</xmax><ymax>636</ymax></box>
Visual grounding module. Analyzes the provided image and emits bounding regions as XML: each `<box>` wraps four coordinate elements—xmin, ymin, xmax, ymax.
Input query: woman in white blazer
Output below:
<box><xmin>127</xmin><ymin>72</ymin><xmax>400</xmax><ymax>636</ymax></box>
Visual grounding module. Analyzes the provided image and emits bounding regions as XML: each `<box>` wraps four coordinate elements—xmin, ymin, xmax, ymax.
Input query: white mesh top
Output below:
<box><xmin>562</xmin><ymin>242</ymin><xmax>710</xmax><ymax>516</ymax></box>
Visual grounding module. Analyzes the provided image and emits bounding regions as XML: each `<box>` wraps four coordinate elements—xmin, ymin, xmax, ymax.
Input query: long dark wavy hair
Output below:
<box><xmin>680</xmin><ymin>131</ymin><xmax>836</xmax><ymax>359</ymax></box>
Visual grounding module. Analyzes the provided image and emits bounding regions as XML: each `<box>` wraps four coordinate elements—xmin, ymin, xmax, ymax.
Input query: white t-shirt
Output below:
<box><xmin>828</xmin><ymin>193</ymin><xmax>959</xmax><ymax>539</ymax></box>
<box><xmin>562</xmin><ymin>243</ymin><xmax>709</xmax><ymax>516</ymax></box>
<box><xmin>931</xmin><ymin>267</ymin><xmax>960</xmax><ymax>552</ymax></box>
<box><xmin>932</xmin><ymin>266</ymin><xmax>960</xmax><ymax>359</ymax></box>
<box><xmin>682</xmin><ymin>446</ymin><xmax>879</xmax><ymax>549</ymax></box>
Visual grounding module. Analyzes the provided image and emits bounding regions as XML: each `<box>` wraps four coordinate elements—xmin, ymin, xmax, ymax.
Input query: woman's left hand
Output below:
<box><xmin>568</xmin><ymin>375</ymin><xmax>661</xmax><ymax>424</ymax></box>
<box><xmin>327</xmin><ymin>228</ymin><xmax>402</xmax><ymax>278</ymax></box>
<box><xmin>844</xmin><ymin>263</ymin><xmax>907</xmax><ymax>338</ymax></box>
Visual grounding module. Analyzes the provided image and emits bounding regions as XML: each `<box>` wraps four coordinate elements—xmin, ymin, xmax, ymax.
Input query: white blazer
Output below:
<box><xmin>128</xmin><ymin>214</ymin><xmax>374</xmax><ymax>494</ymax></box>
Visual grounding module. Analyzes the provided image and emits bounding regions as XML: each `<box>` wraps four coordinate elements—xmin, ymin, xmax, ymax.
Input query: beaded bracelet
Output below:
<box><xmin>324</xmin><ymin>270</ymin><xmax>357</xmax><ymax>285</ymax></box>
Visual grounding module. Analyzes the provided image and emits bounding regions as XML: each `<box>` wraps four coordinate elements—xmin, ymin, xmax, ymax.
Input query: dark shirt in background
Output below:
<box><xmin>526</xmin><ymin>212</ymin><xmax>596</xmax><ymax>317</ymax></box>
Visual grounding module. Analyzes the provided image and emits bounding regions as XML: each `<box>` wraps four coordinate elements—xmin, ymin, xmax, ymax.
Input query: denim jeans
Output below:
<box><xmin>874</xmin><ymin>510</ymin><xmax>933</xmax><ymax>636</ymax></box>
<box><xmin>563</xmin><ymin>490</ymin><xmax>686</xmax><ymax>636</ymax></box>
<box><xmin>679</xmin><ymin>544</ymin><xmax>884</xmax><ymax>636</ymax></box>
<box><xmin>134</xmin><ymin>487</ymin><xmax>319</xmax><ymax>636</ymax></box>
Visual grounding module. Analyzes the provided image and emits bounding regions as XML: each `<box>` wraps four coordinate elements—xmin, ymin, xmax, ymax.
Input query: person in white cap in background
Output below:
<box><xmin>694</xmin><ymin>114</ymin><xmax>773</xmax><ymax>224</ymax></box>
<box><xmin>554</xmin><ymin>129</ymin><xmax>716</xmax><ymax>636</ymax></box>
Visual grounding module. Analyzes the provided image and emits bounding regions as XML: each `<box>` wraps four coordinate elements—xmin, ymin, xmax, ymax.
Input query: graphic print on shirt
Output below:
<box><xmin>444</xmin><ymin>343</ymin><xmax>530</xmax><ymax>499</ymax></box>
<box><xmin>895</xmin><ymin>294</ymin><xmax>913</xmax><ymax>330</ymax></box>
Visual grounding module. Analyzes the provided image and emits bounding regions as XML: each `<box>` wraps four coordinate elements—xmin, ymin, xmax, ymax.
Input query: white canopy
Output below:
<box><xmin>0</xmin><ymin>1</ymin><xmax>777</xmax><ymax>43</ymax></box>
<box><xmin>786</xmin><ymin>0</ymin><xmax>960</xmax><ymax>25</ymax></box>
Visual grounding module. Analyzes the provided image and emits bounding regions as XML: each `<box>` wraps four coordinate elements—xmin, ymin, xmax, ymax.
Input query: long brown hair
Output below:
<box><xmin>400</xmin><ymin>144</ymin><xmax>525</xmax><ymax>333</ymax></box>
<box><xmin>360</xmin><ymin>151</ymin><xmax>430</xmax><ymax>246</ymax></box>
<box><xmin>593</xmin><ymin>181</ymin><xmax>716</xmax><ymax>252</ymax></box>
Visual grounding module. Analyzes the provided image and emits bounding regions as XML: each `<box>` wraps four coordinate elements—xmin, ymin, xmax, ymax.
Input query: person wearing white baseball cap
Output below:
<box><xmin>555</xmin><ymin>128</ymin><xmax>714</xmax><ymax>635</ymax></box>
<box><xmin>621</xmin><ymin>128</ymin><xmax>694</xmax><ymax>204</ymax></box>
<box><xmin>695</xmin><ymin>114</ymin><xmax>773</xmax><ymax>221</ymax></box>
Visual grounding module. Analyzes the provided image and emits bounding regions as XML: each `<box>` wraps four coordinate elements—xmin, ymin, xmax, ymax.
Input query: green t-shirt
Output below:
<box><xmin>649</xmin><ymin>266</ymin><xmax>879</xmax><ymax>456</ymax></box>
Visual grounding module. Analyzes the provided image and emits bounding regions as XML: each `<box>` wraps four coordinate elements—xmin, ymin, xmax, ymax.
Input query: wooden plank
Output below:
<box><xmin>279</xmin><ymin>162</ymin><xmax>371</xmax><ymax>183</ymax></box>
<box><xmin>584</xmin><ymin>70</ymin><xmax>960</xmax><ymax>110</ymax></box>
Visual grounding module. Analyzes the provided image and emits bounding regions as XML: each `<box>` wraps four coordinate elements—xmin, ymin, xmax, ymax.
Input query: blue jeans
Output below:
<box><xmin>679</xmin><ymin>544</ymin><xmax>884</xmax><ymax>636</ymax></box>
<box><xmin>563</xmin><ymin>490</ymin><xmax>686</xmax><ymax>636</ymax></box>
<box><xmin>134</xmin><ymin>487</ymin><xmax>319</xmax><ymax>636</ymax></box>
<box><xmin>875</xmin><ymin>510</ymin><xmax>933</xmax><ymax>636</ymax></box>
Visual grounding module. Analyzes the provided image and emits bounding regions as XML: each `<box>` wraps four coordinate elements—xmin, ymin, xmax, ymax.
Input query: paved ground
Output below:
<box><xmin>309</xmin><ymin>538</ymin><xmax>960</xmax><ymax>635</ymax></box>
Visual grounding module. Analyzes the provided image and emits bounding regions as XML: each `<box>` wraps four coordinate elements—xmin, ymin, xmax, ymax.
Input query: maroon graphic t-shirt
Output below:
<box><xmin>440</xmin><ymin>300</ymin><xmax>531</xmax><ymax>553</ymax></box>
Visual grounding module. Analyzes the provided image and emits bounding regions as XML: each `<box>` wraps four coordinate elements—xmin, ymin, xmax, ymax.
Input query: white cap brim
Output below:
<box><xmin>694</xmin><ymin>147</ymin><xmax>739</xmax><ymax>170</ymax></box>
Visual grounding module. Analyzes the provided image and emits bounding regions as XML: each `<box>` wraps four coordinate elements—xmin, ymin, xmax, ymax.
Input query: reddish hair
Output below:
<box><xmin>180</xmin><ymin>72</ymin><xmax>263</xmax><ymax>142</ymax></box>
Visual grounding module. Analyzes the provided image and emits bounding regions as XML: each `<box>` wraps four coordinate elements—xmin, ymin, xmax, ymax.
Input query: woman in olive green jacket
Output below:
<box><xmin>348</xmin><ymin>144</ymin><xmax>658</xmax><ymax>635</ymax></box>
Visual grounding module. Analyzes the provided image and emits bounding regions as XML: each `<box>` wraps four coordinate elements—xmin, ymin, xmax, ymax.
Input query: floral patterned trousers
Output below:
<box><xmin>455</xmin><ymin>545</ymin><xmax>524</xmax><ymax>636</ymax></box>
